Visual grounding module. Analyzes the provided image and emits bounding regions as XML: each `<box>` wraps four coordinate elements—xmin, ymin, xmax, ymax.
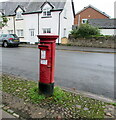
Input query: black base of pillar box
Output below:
<box><xmin>39</xmin><ymin>82</ymin><xmax>54</xmax><ymax>96</ymax></box>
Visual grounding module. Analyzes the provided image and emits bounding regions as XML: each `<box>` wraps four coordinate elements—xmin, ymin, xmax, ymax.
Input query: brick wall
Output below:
<box><xmin>74</xmin><ymin>7</ymin><xmax>109</xmax><ymax>25</ymax></box>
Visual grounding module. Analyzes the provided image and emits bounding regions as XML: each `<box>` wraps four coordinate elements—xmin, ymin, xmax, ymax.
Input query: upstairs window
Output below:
<box><xmin>43</xmin><ymin>8</ymin><xmax>51</xmax><ymax>17</ymax></box>
<box><xmin>82</xmin><ymin>19</ymin><xmax>88</xmax><ymax>24</ymax></box>
<box><xmin>16</xmin><ymin>11</ymin><xmax>23</xmax><ymax>19</ymax></box>
<box><xmin>43</xmin><ymin>28</ymin><xmax>51</xmax><ymax>33</ymax></box>
<box><xmin>64</xmin><ymin>9</ymin><xmax>67</xmax><ymax>19</ymax></box>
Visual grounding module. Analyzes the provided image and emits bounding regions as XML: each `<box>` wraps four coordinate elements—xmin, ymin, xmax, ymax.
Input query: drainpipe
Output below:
<box><xmin>38</xmin><ymin>13</ymin><xmax>40</xmax><ymax>43</ymax></box>
<box><xmin>38</xmin><ymin>13</ymin><xmax>39</xmax><ymax>34</ymax></box>
<box><xmin>78</xmin><ymin>14</ymin><xmax>80</xmax><ymax>27</ymax></box>
<box><xmin>13</xmin><ymin>16</ymin><xmax>16</xmax><ymax>34</ymax></box>
<box><xmin>58</xmin><ymin>11</ymin><xmax>62</xmax><ymax>45</ymax></box>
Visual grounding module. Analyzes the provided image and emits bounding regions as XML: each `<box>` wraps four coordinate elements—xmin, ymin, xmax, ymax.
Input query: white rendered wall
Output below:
<box><xmin>23</xmin><ymin>14</ymin><xmax>38</xmax><ymax>44</ymax></box>
<box><xmin>39</xmin><ymin>3</ymin><xmax>60</xmax><ymax>43</ymax></box>
<box><xmin>15</xmin><ymin>8</ymin><xmax>26</xmax><ymax>42</ymax></box>
<box><xmin>100</xmin><ymin>29</ymin><xmax>115</xmax><ymax>35</ymax></box>
<box><xmin>39</xmin><ymin>11</ymin><xmax>60</xmax><ymax>34</ymax></box>
<box><xmin>60</xmin><ymin>0</ymin><xmax>74</xmax><ymax>42</ymax></box>
<box><xmin>1</xmin><ymin>0</ymin><xmax>74</xmax><ymax>44</ymax></box>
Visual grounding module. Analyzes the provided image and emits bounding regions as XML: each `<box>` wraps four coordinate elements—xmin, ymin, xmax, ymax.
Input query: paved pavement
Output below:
<box><xmin>19</xmin><ymin>44</ymin><xmax>115</xmax><ymax>53</ymax></box>
<box><xmin>1</xmin><ymin>110</ymin><xmax>16</xmax><ymax>119</ymax></box>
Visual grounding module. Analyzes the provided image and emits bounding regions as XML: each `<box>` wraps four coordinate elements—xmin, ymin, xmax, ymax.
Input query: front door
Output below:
<box><xmin>29</xmin><ymin>29</ymin><xmax>35</xmax><ymax>44</ymax></box>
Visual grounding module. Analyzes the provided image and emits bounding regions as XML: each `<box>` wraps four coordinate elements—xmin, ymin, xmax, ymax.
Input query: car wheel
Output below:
<box><xmin>3</xmin><ymin>41</ymin><xmax>8</xmax><ymax>47</ymax></box>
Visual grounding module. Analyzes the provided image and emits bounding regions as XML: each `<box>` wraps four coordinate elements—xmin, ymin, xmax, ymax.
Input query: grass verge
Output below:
<box><xmin>1</xmin><ymin>74</ymin><xmax>115</xmax><ymax>118</ymax></box>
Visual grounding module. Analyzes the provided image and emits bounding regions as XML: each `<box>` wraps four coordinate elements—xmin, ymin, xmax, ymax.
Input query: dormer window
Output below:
<box><xmin>43</xmin><ymin>8</ymin><xmax>51</xmax><ymax>17</ymax></box>
<box><xmin>41</xmin><ymin>1</ymin><xmax>54</xmax><ymax>18</ymax></box>
<box><xmin>16</xmin><ymin>11</ymin><xmax>23</xmax><ymax>19</ymax></box>
<box><xmin>15</xmin><ymin>5</ymin><xmax>25</xmax><ymax>20</ymax></box>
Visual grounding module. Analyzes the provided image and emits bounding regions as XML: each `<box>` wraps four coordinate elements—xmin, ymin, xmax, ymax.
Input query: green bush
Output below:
<box><xmin>1</xmin><ymin>16</ymin><xmax>8</xmax><ymax>27</ymax></box>
<box><xmin>70</xmin><ymin>24</ymin><xmax>100</xmax><ymax>38</ymax></box>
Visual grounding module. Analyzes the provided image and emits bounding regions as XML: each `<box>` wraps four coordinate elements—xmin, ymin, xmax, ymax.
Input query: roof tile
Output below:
<box><xmin>88</xmin><ymin>19</ymin><xmax>116</xmax><ymax>29</ymax></box>
<box><xmin>1</xmin><ymin>0</ymin><xmax>66</xmax><ymax>15</ymax></box>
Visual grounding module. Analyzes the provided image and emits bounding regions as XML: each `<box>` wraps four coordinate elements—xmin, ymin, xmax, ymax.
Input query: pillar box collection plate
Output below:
<box><xmin>37</xmin><ymin>34</ymin><xmax>59</xmax><ymax>96</ymax></box>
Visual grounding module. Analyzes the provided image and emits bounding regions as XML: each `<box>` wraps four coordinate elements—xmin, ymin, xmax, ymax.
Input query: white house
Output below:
<box><xmin>0</xmin><ymin>0</ymin><xmax>75</xmax><ymax>44</ymax></box>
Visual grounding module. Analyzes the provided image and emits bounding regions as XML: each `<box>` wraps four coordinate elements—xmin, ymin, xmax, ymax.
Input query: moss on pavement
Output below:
<box><xmin>1</xmin><ymin>74</ymin><xmax>115</xmax><ymax>119</ymax></box>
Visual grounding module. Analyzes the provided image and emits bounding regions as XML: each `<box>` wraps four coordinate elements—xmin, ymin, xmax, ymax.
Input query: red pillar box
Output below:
<box><xmin>37</xmin><ymin>34</ymin><xmax>59</xmax><ymax>96</ymax></box>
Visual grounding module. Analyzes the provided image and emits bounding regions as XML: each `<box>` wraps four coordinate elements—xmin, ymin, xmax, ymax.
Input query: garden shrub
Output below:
<box><xmin>70</xmin><ymin>24</ymin><xmax>100</xmax><ymax>38</ymax></box>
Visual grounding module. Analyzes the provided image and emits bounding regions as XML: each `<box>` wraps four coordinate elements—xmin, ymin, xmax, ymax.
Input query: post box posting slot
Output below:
<box><xmin>38</xmin><ymin>44</ymin><xmax>50</xmax><ymax>50</ymax></box>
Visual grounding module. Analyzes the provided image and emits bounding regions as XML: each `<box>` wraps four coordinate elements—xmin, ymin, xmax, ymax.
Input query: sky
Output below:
<box><xmin>73</xmin><ymin>0</ymin><xmax>115</xmax><ymax>18</ymax></box>
<box><xmin>0</xmin><ymin>0</ymin><xmax>115</xmax><ymax>18</ymax></box>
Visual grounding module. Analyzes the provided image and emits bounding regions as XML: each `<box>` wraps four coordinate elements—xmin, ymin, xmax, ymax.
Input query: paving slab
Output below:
<box><xmin>2</xmin><ymin>110</ymin><xmax>16</xmax><ymax>119</ymax></box>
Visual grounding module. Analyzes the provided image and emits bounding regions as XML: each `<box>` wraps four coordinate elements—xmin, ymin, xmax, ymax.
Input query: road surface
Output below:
<box><xmin>0</xmin><ymin>47</ymin><xmax>114</xmax><ymax>99</ymax></box>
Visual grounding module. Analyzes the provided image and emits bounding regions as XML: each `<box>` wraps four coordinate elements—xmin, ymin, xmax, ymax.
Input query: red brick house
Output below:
<box><xmin>74</xmin><ymin>5</ymin><xmax>110</xmax><ymax>26</ymax></box>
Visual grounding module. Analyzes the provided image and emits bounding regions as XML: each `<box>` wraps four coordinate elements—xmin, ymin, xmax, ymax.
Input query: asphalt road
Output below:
<box><xmin>0</xmin><ymin>47</ymin><xmax>114</xmax><ymax>99</ymax></box>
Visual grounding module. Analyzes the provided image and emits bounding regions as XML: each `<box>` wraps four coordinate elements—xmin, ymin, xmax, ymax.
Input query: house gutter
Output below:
<box><xmin>58</xmin><ymin>10</ymin><xmax>62</xmax><ymax>45</ymax></box>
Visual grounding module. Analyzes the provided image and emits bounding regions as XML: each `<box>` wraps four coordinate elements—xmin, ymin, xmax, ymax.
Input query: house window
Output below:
<box><xmin>63</xmin><ymin>28</ymin><xmax>66</xmax><ymax>37</ymax></box>
<box><xmin>64</xmin><ymin>9</ymin><xmax>67</xmax><ymax>19</ymax></box>
<box><xmin>43</xmin><ymin>28</ymin><xmax>51</xmax><ymax>33</ymax></box>
<box><xmin>8</xmin><ymin>30</ymin><xmax>13</xmax><ymax>34</ymax></box>
<box><xmin>82</xmin><ymin>19</ymin><xmax>88</xmax><ymax>24</ymax></box>
<box><xmin>17</xmin><ymin>29</ymin><xmax>23</xmax><ymax>37</ymax></box>
<box><xmin>16</xmin><ymin>11</ymin><xmax>23</xmax><ymax>19</ymax></box>
<box><xmin>43</xmin><ymin>8</ymin><xmax>51</xmax><ymax>17</ymax></box>
<box><xmin>29</xmin><ymin>29</ymin><xmax>35</xmax><ymax>36</ymax></box>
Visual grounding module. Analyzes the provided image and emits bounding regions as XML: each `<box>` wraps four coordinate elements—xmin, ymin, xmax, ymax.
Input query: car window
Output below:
<box><xmin>10</xmin><ymin>34</ymin><xmax>18</xmax><ymax>39</ymax></box>
<box><xmin>2</xmin><ymin>34</ymin><xmax>7</xmax><ymax>37</ymax></box>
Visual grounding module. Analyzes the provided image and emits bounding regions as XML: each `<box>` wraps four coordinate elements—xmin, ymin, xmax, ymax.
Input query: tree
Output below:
<box><xmin>2</xmin><ymin>16</ymin><xmax>8</xmax><ymax>27</ymax></box>
<box><xmin>0</xmin><ymin>13</ymin><xmax>8</xmax><ymax>28</ymax></box>
<box><xmin>70</xmin><ymin>24</ymin><xmax>100</xmax><ymax>38</ymax></box>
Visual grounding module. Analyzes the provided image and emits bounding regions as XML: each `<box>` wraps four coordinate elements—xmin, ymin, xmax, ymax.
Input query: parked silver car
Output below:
<box><xmin>0</xmin><ymin>34</ymin><xmax>20</xmax><ymax>47</ymax></box>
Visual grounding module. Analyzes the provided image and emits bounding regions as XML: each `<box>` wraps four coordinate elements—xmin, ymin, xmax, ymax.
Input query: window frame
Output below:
<box><xmin>16</xmin><ymin>11</ymin><xmax>23</xmax><ymax>20</ymax></box>
<box><xmin>42</xmin><ymin>8</ymin><xmax>51</xmax><ymax>17</ymax></box>
<box><xmin>63</xmin><ymin>28</ymin><xmax>66</xmax><ymax>37</ymax></box>
<box><xmin>29</xmin><ymin>29</ymin><xmax>35</xmax><ymax>37</ymax></box>
<box><xmin>43</xmin><ymin>28</ymin><xmax>51</xmax><ymax>33</ymax></box>
<box><xmin>82</xmin><ymin>19</ymin><xmax>88</xmax><ymax>24</ymax></box>
<box><xmin>17</xmin><ymin>29</ymin><xmax>24</xmax><ymax>37</ymax></box>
